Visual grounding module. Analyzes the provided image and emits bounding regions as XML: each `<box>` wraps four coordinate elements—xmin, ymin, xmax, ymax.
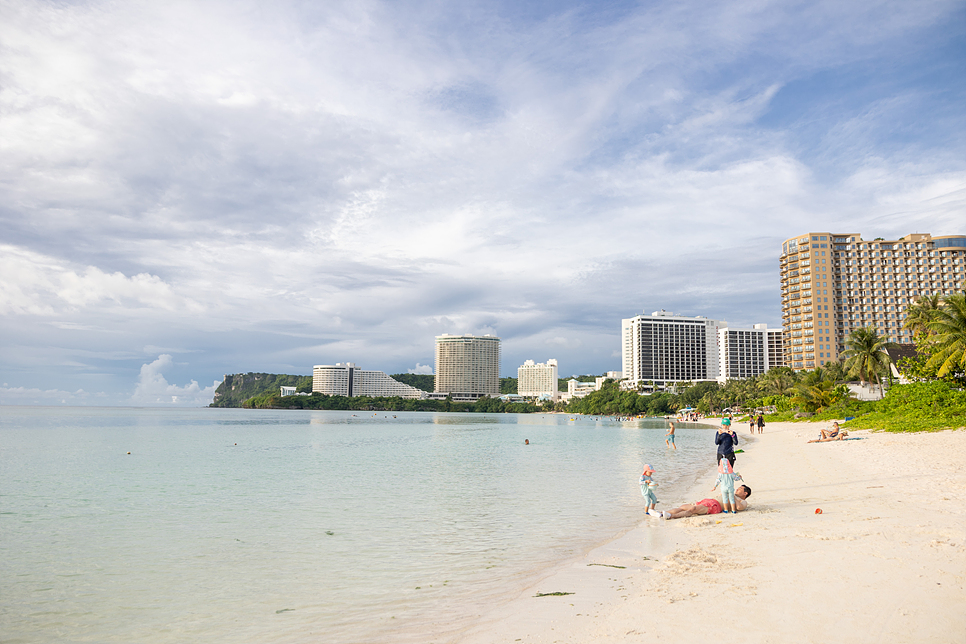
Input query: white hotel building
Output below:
<box><xmin>622</xmin><ymin>310</ymin><xmax>782</xmax><ymax>388</ymax></box>
<box><xmin>718</xmin><ymin>324</ymin><xmax>785</xmax><ymax>381</ymax></box>
<box><xmin>622</xmin><ymin>310</ymin><xmax>725</xmax><ymax>388</ymax></box>
<box><xmin>312</xmin><ymin>363</ymin><xmax>425</xmax><ymax>399</ymax></box>
<box><xmin>517</xmin><ymin>359</ymin><xmax>559</xmax><ymax>401</ymax></box>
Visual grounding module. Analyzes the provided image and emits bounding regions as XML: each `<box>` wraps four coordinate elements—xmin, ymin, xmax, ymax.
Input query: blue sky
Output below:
<box><xmin>2</xmin><ymin>0</ymin><xmax>964</xmax><ymax>405</ymax></box>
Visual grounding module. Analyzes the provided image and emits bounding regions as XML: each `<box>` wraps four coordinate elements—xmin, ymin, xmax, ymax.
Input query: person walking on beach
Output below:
<box><xmin>665</xmin><ymin>422</ymin><xmax>676</xmax><ymax>450</ymax></box>
<box><xmin>749</xmin><ymin>416</ymin><xmax>755</xmax><ymax>434</ymax></box>
<box><xmin>716</xmin><ymin>423</ymin><xmax>739</xmax><ymax>469</ymax></box>
<box><xmin>640</xmin><ymin>464</ymin><xmax>659</xmax><ymax>517</ymax></box>
<box><xmin>756</xmin><ymin>414</ymin><xmax>765</xmax><ymax>434</ymax></box>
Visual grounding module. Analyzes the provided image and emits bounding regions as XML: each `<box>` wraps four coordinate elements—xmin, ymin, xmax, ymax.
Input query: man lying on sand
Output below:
<box><xmin>661</xmin><ymin>485</ymin><xmax>751</xmax><ymax>519</ymax></box>
<box><xmin>808</xmin><ymin>422</ymin><xmax>848</xmax><ymax>443</ymax></box>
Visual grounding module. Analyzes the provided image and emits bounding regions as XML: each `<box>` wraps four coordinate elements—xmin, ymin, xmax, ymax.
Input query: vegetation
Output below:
<box><xmin>841</xmin><ymin>381</ymin><xmax>966</xmax><ymax>432</ymax></box>
<box><xmin>789</xmin><ymin>367</ymin><xmax>852</xmax><ymax>413</ymax></box>
<box><xmin>566</xmin><ymin>380</ymin><xmax>674</xmax><ymax>416</ymax></box>
<box><xmin>388</xmin><ymin>373</ymin><xmax>435</xmax><ymax>392</ymax></box>
<box><xmin>925</xmin><ymin>293</ymin><xmax>966</xmax><ymax>379</ymax></box>
<box><xmin>895</xmin><ymin>289</ymin><xmax>966</xmax><ymax>388</ymax></box>
<box><xmin>840</xmin><ymin>326</ymin><xmax>895</xmax><ymax>397</ymax></box>
<box><xmin>243</xmin><ymin>392</ymin><xmax>544</xmax><ymax>414</ymax></box>
<box><xmin>903</xmin><ymin>294</ymin><xmax>943</xmax><ymax>339</ymax></box>
<box><xmin>210</xmin><ymin>373</ymin><xmax>312</xmax><ymax>407</ymax></box>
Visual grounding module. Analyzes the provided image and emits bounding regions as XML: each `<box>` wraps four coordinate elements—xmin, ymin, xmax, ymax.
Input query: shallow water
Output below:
<box><xmin>0</xmin><ymin>407</ymin><xmax>716</xmax><ymax>643</ymax></box>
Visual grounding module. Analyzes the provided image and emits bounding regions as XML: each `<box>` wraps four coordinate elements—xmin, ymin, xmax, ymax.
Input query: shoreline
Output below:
<box><xmin>452</xmin><ymin>421</ymin><xmax>966</xmax><ymax>643</ymax></box>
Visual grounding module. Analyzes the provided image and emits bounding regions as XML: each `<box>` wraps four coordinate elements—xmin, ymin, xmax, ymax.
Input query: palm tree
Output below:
<box><xmin>789</xmin><ymin>366</ymin><xmax>854</xmax><ymax>412</ymax></box>
<box><xmin>841</xmin><ymin>326</ymin><xmax>893</xmax><ymax>397</ymax></box>
<box><xmin>925</xmin><ymin>293</ymin><xmax>966</xmax><ymax>378</ymax></box>
<box><xmin>903</xmin><ymin>294</ymin><xmax>943</xmax><ymax>339</ymax></box>
<box><xmin>758</xmin><ymin>367</ymin><xmax>798</xmax><ymax>397</ymax></box>
<box><xmin>823</xmin><ymin>360</ymin><xmax>847</xmax><ymax>384</ymax></box>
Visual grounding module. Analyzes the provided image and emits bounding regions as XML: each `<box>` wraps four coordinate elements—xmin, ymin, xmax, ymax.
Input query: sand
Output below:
<box><xmin>453</xmin><ymin>421</ymin><xmax>966</xmax><ymax>644</ymax></box>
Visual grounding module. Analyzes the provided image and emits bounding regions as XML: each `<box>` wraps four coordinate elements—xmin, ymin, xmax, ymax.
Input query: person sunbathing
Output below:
<box><xmin>661</xmin><ymin>485</ymin><xmax>751</xmax><ymax>519</ymax></box>
<box><xmin>808</xmin><ymin>422</ymin><xmax>848</xmax><ymax>443</ymax></box>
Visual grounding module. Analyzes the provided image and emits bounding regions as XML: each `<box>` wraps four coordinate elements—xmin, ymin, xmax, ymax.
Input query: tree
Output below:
<box><xmin>925</xmin><ymin>293</ymin><xmax>966</xmax><ymax>379</ymax></box>
<box><xmin>789</xmin><ymin>366</ymin><xmax>852</xmax><ymax>413</ymax></box>
<box><xmin>841</xmin><ymin>326</ymin><xmax>893</xmax><ymax>397</ymax></box>
<box><xmin>903</xmin><ymin>294</ymin><xmax>943</xmax><ymax>340</ymax></box>
<box><xmin>757</xmin><ymin>367</ymin><xmax>798</xmax><ymax>396</ymax></box>
<box><xmin>822</xmin><ymin>360</ymin><xmax>847</xmax><ymax>384</ymax></box>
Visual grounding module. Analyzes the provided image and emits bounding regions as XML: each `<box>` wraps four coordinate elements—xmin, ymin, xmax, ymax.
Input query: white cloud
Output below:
<box><xmin>0</xmin><ymin>245</ymin><xmax>200</xmax><ymax>316</ymax></box>
<box><xmin>0</xmin><ymin>386</ymin><xmax>92</xmax><ymax>405</ymax></box>
<box><xmin>130</xmin><ymin>354</ymin><xmax>221</xmax><ymax>406</ymax></box>
<box><xmin>407</xmin><ymin>363</ymin><xmax>433</xmax><ymax>375</ymax></box>
<box><xmin>545</xmin><ymin>337</ymin><xmax>583</xmax><ymax>349</ymax></box>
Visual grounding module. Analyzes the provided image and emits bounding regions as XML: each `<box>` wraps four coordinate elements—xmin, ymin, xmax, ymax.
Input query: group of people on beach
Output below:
<box><xmin>750</xmin><ymin>414</ymin><xmax>765</xmax><ymax>434</ymax></box>
<box><xmin>642</xmin><ymin>415</ymin><xmax>752</xmax><ymax>519</ymax></box>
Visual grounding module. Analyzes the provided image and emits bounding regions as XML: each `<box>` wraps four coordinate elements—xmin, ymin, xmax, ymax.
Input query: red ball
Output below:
<box><xmin>815</xmin><ymin>508</ymin><xmax>823</xmax><ymax>514</ymax></box>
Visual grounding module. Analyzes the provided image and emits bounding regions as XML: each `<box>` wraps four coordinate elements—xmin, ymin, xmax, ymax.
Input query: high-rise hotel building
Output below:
<box><xmin>622</xmin><ymin>310</ymin><xmax>783</xmax><ymax>387</ymax></box>
<box><xmin>779</xmin><ymin>232</ymin><xmax>966</xmax><ymax>371</ymax></box>
<box><xmin>718</xmin><ymin>324</ymin><xmax>784</xmax><ymax>380</ymax></box>
<box><xmin>518</xmin><ymin>359</ymin><xmax>559</xmax><ymax>400</ymax></box>
<box><xmin>434</xmin><ymin>334</ymin><xmax>501</xmax><ymax>400</ymax></box>
<box><xmin>622</xmin><ymin>310</ymin><xmax>725</xmax><ymax>386</ymax></box>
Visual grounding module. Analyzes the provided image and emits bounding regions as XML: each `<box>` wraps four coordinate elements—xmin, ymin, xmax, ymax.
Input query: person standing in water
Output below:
<box><xmin>665</xmin><ymin>421</ymin><xmax>677</xmax><ymax>450</ymax></box>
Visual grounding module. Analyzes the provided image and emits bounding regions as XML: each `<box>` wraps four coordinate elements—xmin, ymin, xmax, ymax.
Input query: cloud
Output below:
<box><xmin>0</xmin><ymin>245</ymin><xmax>200</xmax><ymax>316</ymax></box>
<box><xmin>130</xmin><ymin>355</ymin><xmax>221</xmax><ymax>406</ymax></box>
<box><xmin>545</xmin><ymin>337</ymin><xmax>582</xmax><ymax>349</ymax></box>
<box><xmin>407</xmin><ymin>363</ymin><xmax>434</xmax><ymax>375</ymax></box>
<box><xmin>0</xmin><ymin>386</ymin><xmax>93</xmax><ymax>405</ymax></box>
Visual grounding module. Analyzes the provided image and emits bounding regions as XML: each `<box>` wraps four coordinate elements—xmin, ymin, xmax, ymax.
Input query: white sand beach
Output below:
<box><xmin>454</xmin><ymin>421</ymin><xmax>966</xmax><ymax>644</ymax></box>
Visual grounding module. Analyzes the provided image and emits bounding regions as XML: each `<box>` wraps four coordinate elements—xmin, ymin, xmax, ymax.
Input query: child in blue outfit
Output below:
<box><xmin>640</xmin><ymin>464</ymin><xmax>660</xmax><ymax>517</ymax></box>
<box><xmin>712</xmin><ymin>457</ymin><xmax>743</xmax><ymax>513</ymax></box>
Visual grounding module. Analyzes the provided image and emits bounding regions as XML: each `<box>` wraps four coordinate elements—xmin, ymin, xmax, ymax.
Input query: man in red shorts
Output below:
<box><xmin>662</xmin><ymin>485</ymin><xmax>751</xmax><ymax>519</ymax></box>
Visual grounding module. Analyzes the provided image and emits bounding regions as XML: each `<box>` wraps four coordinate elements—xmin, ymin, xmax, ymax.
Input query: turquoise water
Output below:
<box><xmin>1</xmin><ymin>407</ymin><xmax>716</xmax><ymax>643</ymax></box>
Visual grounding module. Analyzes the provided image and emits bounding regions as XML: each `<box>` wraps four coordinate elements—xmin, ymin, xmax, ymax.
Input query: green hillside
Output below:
<box><xmin>210</xmin><ymin>373</ymin><xmax>312</xmax><ymax>407</ymax></box>
<box><xmin>388</xmin><ymin>373</ymin><xmax>435</xmax><ymax>392</ymax></box>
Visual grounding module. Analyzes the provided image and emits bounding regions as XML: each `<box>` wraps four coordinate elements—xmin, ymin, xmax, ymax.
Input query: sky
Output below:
<box><xmin>1</xmin><ymin>0</ymin><xmax>965</xmax><ymax>406</ymax></box>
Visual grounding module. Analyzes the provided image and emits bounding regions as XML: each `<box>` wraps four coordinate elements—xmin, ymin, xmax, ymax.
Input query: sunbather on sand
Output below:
<box><xmin>662</xmin><ymin>485</ymin><xmax>751</xmax><ymax>519</ymax></box>
<box><xmin>809</xmin><ymin>422</ymin><xmax>848</xmax><ymax>443</ymax></box>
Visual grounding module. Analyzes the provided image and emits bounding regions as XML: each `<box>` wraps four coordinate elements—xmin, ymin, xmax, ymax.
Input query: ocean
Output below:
<box><xmin>0</xmin><ymin>407</ymin><xmax>717</xmax><ymax>643</ymax></box>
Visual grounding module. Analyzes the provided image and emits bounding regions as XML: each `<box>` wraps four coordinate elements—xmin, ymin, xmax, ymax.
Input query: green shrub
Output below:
<box><xmin>842</xmin><ymin>381</ymin><xmax>966</xmax><ymax>432</ymax></box>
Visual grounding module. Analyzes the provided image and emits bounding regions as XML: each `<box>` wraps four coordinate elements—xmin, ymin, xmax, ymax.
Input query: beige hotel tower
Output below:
<box><xmin>434</xmin><ymin>334</ymin><xmax>501</xmax><ymax>400</ymax></box>
<box><xmin>780</xmin><ymin>232</ymin><xmax>966</xmax><ymax>371</ymax></box>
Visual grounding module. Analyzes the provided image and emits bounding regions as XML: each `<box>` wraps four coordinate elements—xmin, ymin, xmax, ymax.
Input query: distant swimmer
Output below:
<box><xmin>525</xmin><ymin>439</ymin><xmax>530</xmax><ymax>445</ymax></box>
